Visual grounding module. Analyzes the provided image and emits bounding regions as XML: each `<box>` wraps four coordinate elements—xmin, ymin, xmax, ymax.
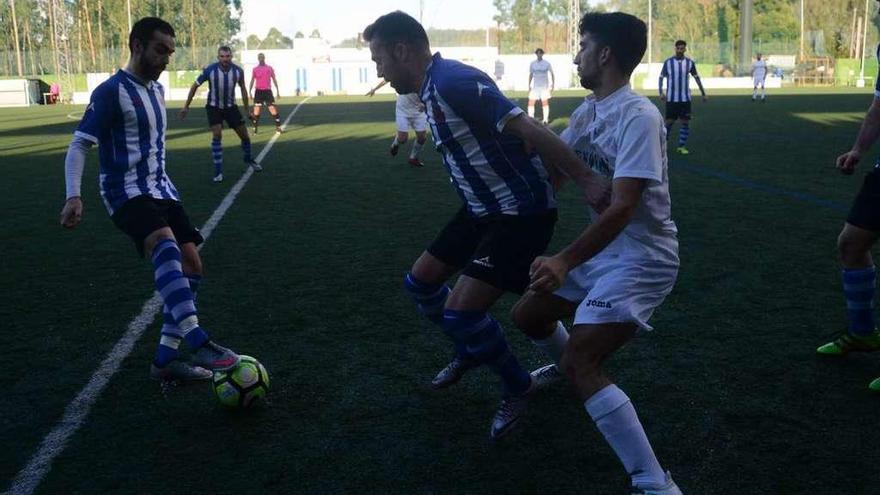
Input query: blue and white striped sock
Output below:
<box><xmin>211</xmin><ymin>138</ymin><xmax>222</xmax><ymax>177</ymax></box>
<box><xmin>843</xmin><ymin>267</ymin><xmax>876</xmax><ymax>336</ymax></box>
<box><xmin>152</xmin><ymin>239</ymin><xmax>209</xmax><ymax>351</ymax></box>
<box><xmin>403</xmin><ymin>273</ymin><xmax>471</xmax><ymax>359</ymax></box>
<box><xmin>155</xmin><ymin>273</ymin><xmax>204</xmax><ymax>366</ymax></box>
<box><xmin>241</xmin><ymin>139</ymin><xmax>252</xmax><ymax>162</ymax></box>
<box><xmin>678</xmin><ymin>123</ymin><xmax>690</xmax><ymax>147</ymax></box>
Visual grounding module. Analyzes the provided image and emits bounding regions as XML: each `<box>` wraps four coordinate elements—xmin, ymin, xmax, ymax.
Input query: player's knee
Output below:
<box><xmin>560</xmin><ymin>336</ymin><xmax>602</xmax><ymax>382</ymax></box>
<box><xmin>416</xmin><ymin>134</ymin><xmax>427</xmax><ymax>145</ymax></box>
<box><xmin>397</xmin><ymin>133</ymin><xmax>409</xmax><ymax>144</ymax></box>
<box><xmin>838</xmin><ymin>231</ymin><xmax>872</xmax><ymax>265</ymax></box>
<box><xmin>510</xmin><ymin>297</ymin><xmax>545</xmax><ymax>338</ymax></box>
<box><xmin>181</xmin><ymin>246</ymin><xmax>203</xmax><ymax>275</ymax></box>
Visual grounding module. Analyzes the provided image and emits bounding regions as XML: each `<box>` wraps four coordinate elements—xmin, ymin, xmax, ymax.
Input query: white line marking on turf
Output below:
<box><xmin>3</xmin><ymin>97</ymin><xmax>314</xmax><ymax>495</ymax></box>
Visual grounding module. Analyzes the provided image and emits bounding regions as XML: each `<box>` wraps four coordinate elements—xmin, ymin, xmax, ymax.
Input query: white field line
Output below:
<box><xmin>3</xmin><ymin>97</ymin><xmax>313</xmax><ymax>495</ymax></box>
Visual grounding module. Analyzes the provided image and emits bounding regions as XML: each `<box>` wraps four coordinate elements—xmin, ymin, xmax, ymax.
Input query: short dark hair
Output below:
<box><xmin>675</xmin><ymin>40</ymin><xmax>687</xmax><ymax>47</ymax></box>
<box><xmin>363</xmin><ymin>11</ymin><xmax>429</xmax><ymax>52</ymax></box>
<box><xmin>578</xmin><ymin>12</ymin><xmax>646</xmax><ymax>76</ymax></box>
<box><xmin>129</xmin><ymin>17</ymin><xmax>174</xmax><ymax>53</ymax></box>
<box><xmin>219</xmin><ymin>46</ymin><xmax>232</xmax><ymax>53</ymax></box>
<box><xmin>535</xmin><ymin>48</ymin><xmax>544</xmax><ymax>54</ymax></box>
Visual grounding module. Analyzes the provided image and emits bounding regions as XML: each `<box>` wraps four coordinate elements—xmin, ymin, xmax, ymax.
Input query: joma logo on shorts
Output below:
<box><xmin>586</xmin><ymin>299</ymin><xmax>612</xmax><ymax>309</ymax></box>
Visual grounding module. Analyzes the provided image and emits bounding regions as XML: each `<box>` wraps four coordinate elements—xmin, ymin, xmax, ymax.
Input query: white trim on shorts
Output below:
<box><xmin>396</xmin><ymin>112</ymin><xmax>427</xmax><ymax>133</ymax></box>
<box><xmin>528</xmin><ymin>88</ymin><xmax>552</xmax><ymax>101</ymax></box>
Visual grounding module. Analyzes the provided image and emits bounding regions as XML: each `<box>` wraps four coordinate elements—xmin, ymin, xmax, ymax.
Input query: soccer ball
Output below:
<box><xmin>212</xmin><ymin>355</ymin><xmax>270</xmax><ymax>408</ymax></box>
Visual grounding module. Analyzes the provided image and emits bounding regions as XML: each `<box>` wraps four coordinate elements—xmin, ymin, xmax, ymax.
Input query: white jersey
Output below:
<box><xmin>396</xmin><ymin>93</ymin><xmax>425</xmax><ymax>119</ymax></box>
<box><xmin>752</xmin><ymin>60</ymin><xmax>768</xmax><ymax>79</ymax></box>
<box><xmin>560</xmin><ymin>84</ymin><xmax>678</xmax><ymax>264</ymax></box>
<box><xmin>530</xmin><ymin>59</ymin><xmax>553</xmax><ymax>89</ymax></box>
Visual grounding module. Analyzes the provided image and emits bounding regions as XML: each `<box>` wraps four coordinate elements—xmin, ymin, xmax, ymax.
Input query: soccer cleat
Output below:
<box><xmin>212</xmin><ymin>173</ymin><xmax>224</xmax><ymax>183</ymax></box>
<box><xmin>530</xmin><ymin>363</ymin><xmax>564</xmax><ymax>389</ymax></box>
<box><xmin>869</xmin><ymin>376</ymin><xmax>880</xmax><ymax>392</ymax></box>
<box><xmin>390</xmin><ymin>143</ymin><xmax>400</xmax><ymax>156</ymax></box>
<box><xmin>675</xmin><ymin>146</ymin><xmax>689</xmax><ymax>155</ymax></box>
<box><xmin>631</xmin><ymin>472</ymin><xmax>683</xmax><ymax>495</ymax></box>
<box><xmin>246</xmin><ymin>159</ymin><xmax>263</xmax><ymax>172</ymax></box>
<box><xmin>407</xmin><ymin>157</ymin><xmax>424</xmax><ymax>167</ymax></box>
<box><xmin>431</xmin><ymin>356</ymin><xmax>477</xmax><ymax>389</ymax></box>
<box><xmin>192</xmin><ymin>341</ymin><xmax>240</xmax><ymax>371</ymax></box>
<box><xmin>489</xmin><ymin>378</ymin><xmax>535</xmax><ymax>440</ymax></box>
<box><xmin>816</xmin><ymin>330</ymin><xmax>880</xmax><ymax>355</ymax></box>
<box><xmin>275</xmin><ymin>127</ymin><xmax>283</xmax><ymax>134</ymax></box>
<box><xmin>150</xmin><ymin>359</ymin><xmax>212</xmax><ymax>381</ymax></box>
<box><xmin>252</xmin><ymin>127</ymin><xmax>258</xmax><ymax>134</ymax></box>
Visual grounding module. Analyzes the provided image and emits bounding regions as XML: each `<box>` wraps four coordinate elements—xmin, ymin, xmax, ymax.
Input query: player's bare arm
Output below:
<box><xmin>239</xmin><ymin>79</ymin><xmax>250</xmax><ymax>115</ymax></box>
<box><xmin>529</xmin><ymin>177</ymin><xmax>645</xmax><ymax>292</ymax></box>
<box><xmin>695</xmin><ymin>77</ymin><xmax>708</xmax><ymax>101</ymax></box>
<box><xmin>504</xmin><ymin>113</ymin><xmax>610</xmax><ymax>211</ymax></box>
<box><xmin>839</xmin><ymin>98</ymin><xmax>880</xmax><ymax>174</ymax></box>
<box><xmin>272</xmin><ymin>75</ymin><xmax>280</xmax><ymax>97</ymax></box>
<box><xmin>179</xmin><ymin>82</ymin><xmax>201</xmax><ymax>119</ymax></box>
<box><xmin>366</xmin><ymin>79</ymin><xmax>388</xmax><ymax>97</ymax></box>
<box><xmin>248</xmin><ymin>76</ymin><xmax>255</xmax><ymax>99</ymax></box>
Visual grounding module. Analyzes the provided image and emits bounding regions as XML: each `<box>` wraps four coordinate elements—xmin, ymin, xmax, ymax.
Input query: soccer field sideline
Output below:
<box><xmin>2</xmin><ymin>97</ymin><xmax>313</xmax><ymax>495</ymax></box>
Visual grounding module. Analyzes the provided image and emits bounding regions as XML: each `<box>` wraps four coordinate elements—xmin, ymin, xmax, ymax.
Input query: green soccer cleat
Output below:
<box><xmin>869</xmin><ymin>376</ymin><xmax>880</xmax><ymax>392</ymax></box>
<box><xmin>675</xmin><ymin>146</ymin><xmax>689</xmax><ymax>155</ymax></box>
<box><xmin>816</xmin><ymin>330</ymin><xmax>880</xmax><ymax>355</ymax></box>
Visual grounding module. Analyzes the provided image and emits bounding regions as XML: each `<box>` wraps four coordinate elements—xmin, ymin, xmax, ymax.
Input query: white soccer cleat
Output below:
<box><xmin>530</xmin><ymin>363</ymin><xmax>564</xmax><ymax>389</ymax></box>
<box><xmin>213</xmin><ymin>173</ymin><xmax>224</xmax><ymax>182</ymax></box>
<box><xmin>631</xmin><ymin>472</ymin><xmax>683</xmax><ymax>495</ymax></box>
<box><xmin>489</xmin><ymin>377</ymin><xmax>535</xmax><ymax>440</ymax></box>
<box><xmin>431</xmin><ymin>356</ymin><xmax>477</xmax><ymax>389</ymax></box>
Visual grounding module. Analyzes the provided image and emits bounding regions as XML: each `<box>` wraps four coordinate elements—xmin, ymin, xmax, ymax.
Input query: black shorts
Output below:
<box><xmin>206</xmin><ymin>105</ymin><xmax>244</xmax><ymax>128</ymax></box>
<box><xmin>111</xmin><ymin>195</ymin><xmax>204</xmax><ymax>258</ymax></box>
<box><xmin>254</xmin><ymin>89</ymin><xmax>275</xmax><ymax>105</ymax></box>
<box><xmin>665</xmin><ymin>101</ymin><xmax>692</xmax><ymax>120</ymax></box>
<box><xmin>847</xmin><ymin>167</ymin><xmax>880</xmax><ymax>232</ymax></box>
<box><xmin>427</xmin><ymin>207</ymin><xmax>557</xmax><ymax>294</ymax></box>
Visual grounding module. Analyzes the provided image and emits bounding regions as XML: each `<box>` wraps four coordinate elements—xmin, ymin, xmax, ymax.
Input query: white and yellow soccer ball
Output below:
<box><xmin>212</xmin><ymin>355</ymin><xmax>270</xmax><ymax>408</ymax></box>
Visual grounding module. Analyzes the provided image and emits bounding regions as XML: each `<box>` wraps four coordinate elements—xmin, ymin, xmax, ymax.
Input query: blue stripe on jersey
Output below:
<box><xmin>664</xmin><ymin>57</ymin><xmax>695</xmax><ymax>103</ymax></box>
<box><xmin>875</xmin><ymin>44</ymin><xmax>880</xmax><ymax>95</ymax></box>
<box><xmin>425</xmin><ymin>85</ymin><xmax>502</xmax><ymax>214</ymax></box>
<box><xmin>199</xmin><ymin>63</ymin><xmax>242</xmax><ymax>109</ymax></box>
<box><xmin>421</xmin><ymin>53</ymin><xmax>555</xmax><ymax>217</ymax></box>
<box><xmin>75</xmin><ymin>70</ymin><xmax>179</xmax><ymax>215</ymax></box>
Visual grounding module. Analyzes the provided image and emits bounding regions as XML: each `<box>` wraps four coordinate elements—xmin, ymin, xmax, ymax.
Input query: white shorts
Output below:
<box><xmin>753</xmin><ymin>77</ymin><xmax>765</xmax><ymax>88</ymax></box>
<box><xmin>396</xmin><ymin>111</ymin><xmax>427</xmax><ymax>133</ymax></box>
<box><xmin>528</xmin><ymin>88</ymin><xmax>552</xmax><ymax>101</ymax></box>
<box><xmin>554</xmin><ymin>256</ymin><xmax>678</xmax><ymax>331</ymax></box>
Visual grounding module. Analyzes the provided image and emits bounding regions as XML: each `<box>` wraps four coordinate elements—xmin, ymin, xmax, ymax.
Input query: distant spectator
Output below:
<box><xmin>48</xmin><ymin>82</ymin><xmax>60</xmax><ymax>104</ymax></box>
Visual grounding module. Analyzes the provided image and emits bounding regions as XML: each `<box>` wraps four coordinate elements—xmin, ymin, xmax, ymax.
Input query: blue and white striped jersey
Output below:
<box><xmin>659</xmin><ymin>56</ymin><xmax>699</xmax><ymax>102</ymax></box>
<box><xmin>196</xmin><ymin>62</ymin><xmax>245</xmax><ymax>108</ymax></box>
<box><xmin>75</xmin><ymin>70</ymin><xmax>179</xmax><ymax>215</ymax></box>
<box><xmin>419</xmin><ymin>53</ymin><xmax>556</xmax><ymax>217</ymax></box>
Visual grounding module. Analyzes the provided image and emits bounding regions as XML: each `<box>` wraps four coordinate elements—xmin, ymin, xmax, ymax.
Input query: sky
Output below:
<box><xmin>238</xmin><ymin>0</ymin><xmax>500</xmax><ymax>44</ymax></box>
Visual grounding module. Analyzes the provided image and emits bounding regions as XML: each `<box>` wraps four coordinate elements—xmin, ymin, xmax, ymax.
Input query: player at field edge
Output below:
<box><xmin>511</xmin><ymin>12</ymin><xmax>683</xmax><ymax>494</ymax></box>
<box><xmin>751</xmin><ymin>52</ymin><xmax>768</xmax><ymax>102</ymax></box>
<box><xmin>818</xmin><ymin>3</ymin><xmax>880</xmax><ymax>392</ymax></box>
<box><xmin>528</xmin><ymin>48</ymin><xmax>555</xmax><ymax>124</ymax></box>
<box><xmin>60</xmin><ymin>17</ymin><xmax>240</xmax><ymax>382</ymax></box>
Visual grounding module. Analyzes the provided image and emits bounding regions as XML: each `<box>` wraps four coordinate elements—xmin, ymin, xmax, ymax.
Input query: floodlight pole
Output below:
<box><xmin>799</xmin><ymin>0</ymin><xmax>804</xmax><ymax>61</ymax></box>
<box><xmin>860</xmin><ymin>0</ymin><xmax>870</xmax><ymax>86</ymax></box>
<box><xmin>127</xmin><ymin>0</ymin><xmax>132</xmax><ymax>33</ymax></box>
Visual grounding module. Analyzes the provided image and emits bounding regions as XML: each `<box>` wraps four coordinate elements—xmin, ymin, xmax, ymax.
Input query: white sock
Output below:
<box><xmin>752</xmin><ymin>89</ymin><xmax>757</xmax><ymax>99</ymax></box>
<box><xmin>391</xmin><ymin>136</ymin><xmax>400</xmax><ymax>147</ymax></box>
<box><xmin>409</xmin><ymin>141</ymin><xmax>424</xmax><ymax>159</ymax></box>
<box><xmin>543</xmin><ymin>104</ymin><xmax>550</xmax><ymax>122</ymax></box>
<box><xmin>531</xmin><ymin>321</ymin><xmax>569</xmax><ymax>364</ymax></box>
<box><xmin>585</xmin><ymin>384</ymin><xmax>667</xmax><ymax>489</ymax></box>
<box><xmin>528</xmin><ymin>105</ymin><xmax>535</xmax><ymax>118</ymax></box>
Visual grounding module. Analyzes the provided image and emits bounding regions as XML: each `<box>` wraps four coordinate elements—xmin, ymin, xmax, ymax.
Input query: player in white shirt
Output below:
<box><xmin>367</xmin><ymin>78</ymin><xmax>428</xmax><ymax>167</ymax></box>
<box><xmin>512</xmin><ymin>12</ymin><xmax>683</xmax><ymax>495</ymax></box>
<box><xmin>751</xmin><ymin>53</ymin><xmax>768</xmax><ymax>102</ymax></box>
<box><xmin>528</xmin><ymin>48</ymin><xmax>555</xmax><ymax>124</ymax></box>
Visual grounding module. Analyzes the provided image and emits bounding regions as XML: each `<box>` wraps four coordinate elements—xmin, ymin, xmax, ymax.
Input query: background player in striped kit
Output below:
<box><xmin>366</xmin><ymin>78</ymin><xmax>428</xmax><ymax>167</ymax></box>
<box><xmin>751</xmin><ymin>53</ymin><xmax>768</xmax><ymax>102</ymax></box>
<box><xmin>658</xmin><ymin>40</ymin><xmax>707</xmax><ymax>155</ymax></box>
<box><xmin>365</xmin><ymin>10</ymin><xmax>610</xmax><ymax>440</ymax></box>
<box><xmin>248</xmin><ymin>52</ymin><xmax>283</xmax><ymax>134</ymax></box>
<box><xmin>179</xmin><ymin>46</ymin><xmax>261</xmax><ymax>182</ymax></box>
<box><xmin>59</xmin><ymin>17</ymin><xmax>240</xmax><ymax>382</ymax></box>
<box><xmin>528</xmin><ymin>48</ymin><xmax>555</xmax><ymax>124</ymax></box>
